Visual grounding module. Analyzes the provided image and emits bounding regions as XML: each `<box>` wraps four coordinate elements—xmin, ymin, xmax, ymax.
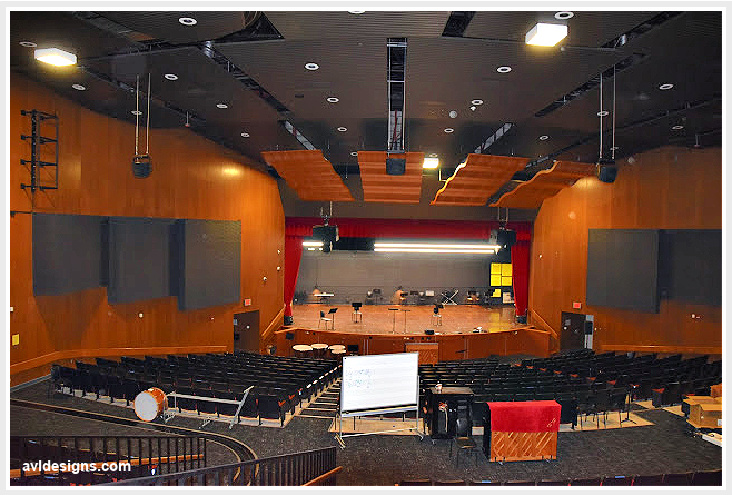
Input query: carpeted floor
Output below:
<box><xmin>11</xmin><ymin>380</ymin><xmax>722</xmax><ymax>486</ymax></box>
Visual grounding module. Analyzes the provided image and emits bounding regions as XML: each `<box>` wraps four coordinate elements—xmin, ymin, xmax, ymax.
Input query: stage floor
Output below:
<box><xmin>291</xmin><ymin>304</ymin><xmax>522</xmax><ymax>335</ymax></box>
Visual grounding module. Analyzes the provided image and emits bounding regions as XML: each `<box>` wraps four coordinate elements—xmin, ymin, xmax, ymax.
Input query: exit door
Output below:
<box><xmin>234</xmin><ymin>311</ymin><xmax>259</xmax><ymax>353</ymax></box>
<box><xmin>560</xmin><ymin>312</ymin><xmax>587</xmax><ymax>351</ymax></box>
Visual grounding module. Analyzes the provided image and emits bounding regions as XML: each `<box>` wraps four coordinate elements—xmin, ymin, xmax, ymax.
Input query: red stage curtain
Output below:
<box><xmin>284</xmin><ymin>235</ymin><xmax>304</xmax><ymax>317</ymax></box>
<box><xmin>511</xmin><ymin>240</ymin><xmax>530</xmax><ymax>318</ymax></box>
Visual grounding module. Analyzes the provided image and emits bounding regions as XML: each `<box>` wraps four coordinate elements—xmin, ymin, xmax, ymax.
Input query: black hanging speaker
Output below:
<box><xmin>386</xmin><ymin>157</ymin><xmax>406</xmax><ymax>176</ymax></box>
<box><xmin>132</xmin><ymin>155</ymin><xmax>152</xmax><ymax>178</ymax></box>
<box><xmin>596</xmin><ymin>158</ymin><xmax>617</xmax><ymax>183</ymax></box>
<box><xmin>496</xmin><ymin>228</ymin><xmax>516</xmax><ymax>249</ymax></box>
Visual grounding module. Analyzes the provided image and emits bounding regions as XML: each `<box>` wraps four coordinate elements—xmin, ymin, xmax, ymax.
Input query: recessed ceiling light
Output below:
<box><xmin>470</xmin><ymin>106</ymin><xmax>476</xmax><ymax>111</ymax></box>
<box><xmin>471</xmin><ymin>99</ymin><xmax>484</xmax><ymax>106</ymax></box>
<box><xmin>444</xmin><ymin>128</ymin><xmax>454</xmax><ymax>133</ymax></box>
<box><xmin>449</xmin><ymin>110</ymin><xmax>458</xmax><ymax>118</ymax></box>
<box><xmin>34</xmin><ymin>47</ymin><xmax>77</xmax><ymax>67</ymax></box>
<box><xmin>240</xmin><ymin>132</ymin><xmax>250</xmax><ymax>138</ymax></box>
<box><xmin>71</xmin><ymin>83</ymin><xmax>86</xmax><ymax>91</ymax></box>
<box><xmin>672</xmin><ymin>125</ymin><xmax>684</xmax><ymax>130</ymax></box>
<box><xmin>305</xmin><ymin>62</ymin><xmax>319</xmax><ymax>71</ymax></box>
<box><xmin>19</xmin><ymin>41</ymin><xmax>37</xmax><ymax>48</ymax></box>
<box><xmin>337</xmin><ymin>127</ymin><xmax>347</xmax><ymax>132</ymax></box>
<box><xmin>659</xmin><ymin>83</ymin><xmax>674</xmax><ymax>90</ymax></box>
<box><xmin>164</xmin><ymin>73</ymin><xmax>178</xmax><ymax>81</ymax></box>
<box><xmin>496</xmin><ymin>66</ymin><xmax>512</xmax><ymax>73</ymax></box>
<box><xmin>131</xmin><ymin>110</ymin><xmax>143</xmax><ymax>116</ymax></box>
<box><xmin>554</xmin><ymin>11</ymin><xmax>574</xmax><ymax>20</ymax></box>
<box><xmin>350</xmin><ymin>151</ymin><xmax>358</xmax><ymax>157</ymax></box>
<box><xmin>525</xmin><ymin>22</ymin><xmax>568</xmax><ymax>47</ymax></box>
<box><xmin>178</xmin><ymin>17</ymin><xmax>197</xmax><ymax>26</ymax></box>
<box><xmin>348</xmin><ymin>10</ymin><xmax>366</xmax><ymax>14</ymax></box>
<box><xmin>326</xmin><ymin>97</ymin><xmax>339</xmax><ymax>103</ymax></box>
<box><xmin>539</xmin><ymin>135</ymin><xmax>549</xmax><ymax>141</ymax></box>
<box><xmin>597</xmin><ymin>110</ymin><xmax>609</xmax><ymax>117</ymax></box>
<box><xmin>216</xmin><ymin>103</ymin><xmax>228</xmax><ymax>109</ymax></box>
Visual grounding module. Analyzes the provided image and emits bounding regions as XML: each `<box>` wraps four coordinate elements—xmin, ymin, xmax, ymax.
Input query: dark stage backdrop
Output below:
<box><xmin>32</xmin><ymin>213</ymin><xmax>103</xmax><ymax>296</ymax></box>
<box><xmin>107</xmin><ymin>217</ymin><xmax>175</xmax><ymax>305</ymax></box>
<box><xmin>175</xmin><ymin>219</ymin><xmax>241</xmax><ymax>310</ymax></box>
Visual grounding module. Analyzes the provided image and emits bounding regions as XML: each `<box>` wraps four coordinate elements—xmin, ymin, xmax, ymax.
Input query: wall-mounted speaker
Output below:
<box><xmin>386</xmin><ymin>157</ymin><xmax>406</xmax><ymax>176</ymax></box>
<box><xmin>596</xmin><ymin>159</ymin><xmax>617</xmax><ymax>183</ymax></box>
<box><xmin>424</xmin><ymin>329</ymin><xmax>435</xmax><ymax>335</ymax></box>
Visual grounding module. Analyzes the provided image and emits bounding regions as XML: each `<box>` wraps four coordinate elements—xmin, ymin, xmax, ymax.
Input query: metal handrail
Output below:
<box><xmin>101</xmin><ymin>446</ymin><xmax>337</xmax><ymax>486</ymax></box>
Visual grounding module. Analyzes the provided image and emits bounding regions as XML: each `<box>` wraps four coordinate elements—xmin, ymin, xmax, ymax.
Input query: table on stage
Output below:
<box><xmin>483</xmin><ymin>400</ymin><xmax>561</xmax><ymax>462</ymax></box>
<box><xmin>315</xmin><ymin>293</ymin><xmax>335</xmax><ymax>304</ymax></box>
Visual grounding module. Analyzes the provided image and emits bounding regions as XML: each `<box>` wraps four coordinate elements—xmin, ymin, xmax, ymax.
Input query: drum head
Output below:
<box><xmin>134</xmin><ymin>391</ymin><xmax>160</xmax><ymax>421</ymax></box>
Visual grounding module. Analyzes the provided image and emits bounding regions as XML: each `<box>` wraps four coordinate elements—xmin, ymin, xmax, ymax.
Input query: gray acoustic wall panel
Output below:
<box><xmin>176</xmin><ymin>219</ymin><xmax>241</xmax><ymax>310</ymax></box>
<box><xmin>586</xmin><ymin>229</ymin><xmax>660</xmax><ymax>313</ymax></box>
<box><xmin>32</xmin><ymin>213</ymin><xmax>103</xmax><ymax>296</ymax></box>
<box><xmin>659</xmin><ymin>229</ymin><xmax>721</xmax><ymax>306</ymax></box>
<box><xmin>107</xmin><ymin>217</ymin><xmax>175</xmax><ymax>305</ymax></box>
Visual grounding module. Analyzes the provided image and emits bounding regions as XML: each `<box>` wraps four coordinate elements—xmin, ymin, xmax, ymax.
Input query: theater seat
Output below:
<box><xmin>662</xmin><ymin>472</ymin><xmax>693</xmax><ymax>485</ymax></box>
<box><xmin>632</xmin><ymin>474</ymin><xmax>664</xmax><ymax>486</ymax></box>
<box><xmin>691</xmin><ymin>469</ymin><xmax>722</xmax><ymax>486</ymax></box>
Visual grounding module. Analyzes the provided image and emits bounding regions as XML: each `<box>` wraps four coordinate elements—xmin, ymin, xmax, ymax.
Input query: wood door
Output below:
<box><xmin>234</xmin><ymin>311</ymin><xmax>260</xmax><ymax>353</ymax></box>
<box><xmin>560</xmin><ymin>312</ymin><xmax>586</xmax><ymax>351</ymax></box>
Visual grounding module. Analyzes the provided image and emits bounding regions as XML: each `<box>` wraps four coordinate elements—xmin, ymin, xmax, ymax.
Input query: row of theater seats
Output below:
<box><xmin>399</xmin><ymin>469</ymin><xmax>721</xmax><ymax>486</ymax></box>
<box><xmin>418</xmin><ymin>351</ymin><xmax>721</xmax><ymax>428</ymax></box>
<box><xmin>51</xmin><ymin>352</ymin><xmax>340</xmax><ymax>426</ymax></box>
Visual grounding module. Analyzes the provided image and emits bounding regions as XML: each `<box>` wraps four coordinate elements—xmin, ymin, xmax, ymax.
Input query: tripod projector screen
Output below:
<box><xmin>341</xmin><ymin>353</ymin><xmax>419</xmax><ymax>413</ymax></box>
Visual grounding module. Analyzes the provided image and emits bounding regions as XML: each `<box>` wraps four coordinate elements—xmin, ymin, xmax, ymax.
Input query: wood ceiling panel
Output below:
<box><xmin>432</xmin><ymin>154</ymin><xmax>528</xmax><ymax>206</ymax></box>
<box><xmin>493</xmin><ymin>160</ymin><xmax>596</xmax><ymax>208</ymax></box>
<box><xmin>261</xmin><ymin>150</ymin><xmax>354</xmax><ymax>202</ymax></box>
<box><xmin>358</xmin><ymin>151</ymin><xmax>425</xmax><ymax>204</ymax></box>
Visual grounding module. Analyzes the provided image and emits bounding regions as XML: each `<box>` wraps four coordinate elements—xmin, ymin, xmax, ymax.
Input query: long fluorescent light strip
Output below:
<box><xmin>303</xmin><ymin>241</ymin><xmax>324</xmax><ymax>247</ymax></box>
<box><xmin>375</xmin><ymin>248</ymin><xmax>496</xmax><ymax>254</ymax></box>
<box><xmin>374</xmin><ymin>243</ymin><xmax>501</xmax><ymax>249</ymax></box>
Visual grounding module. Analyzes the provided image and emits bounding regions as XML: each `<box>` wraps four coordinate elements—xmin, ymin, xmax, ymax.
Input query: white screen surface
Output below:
<box><xmin>341</xmin><ymin>353</ymin><xmax>419</xmax><ymax>412</ymax></box>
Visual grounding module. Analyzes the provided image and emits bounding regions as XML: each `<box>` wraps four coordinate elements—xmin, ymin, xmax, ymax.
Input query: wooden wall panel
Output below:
<box><xmin>529</xmin><ymin>146</ymin><xmax>721</xmax><ymax>356</ymax></box>
<box><xmin>10</xmin><ymin>73</ymin><xmax>285</xmax><ymax>384</ymax></box>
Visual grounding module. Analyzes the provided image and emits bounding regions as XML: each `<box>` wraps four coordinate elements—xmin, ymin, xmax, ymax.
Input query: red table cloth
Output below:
<box><xmin>488</xmin><ymin>400</ymin><xmax>561</xmax><ymax>433</ymax></box>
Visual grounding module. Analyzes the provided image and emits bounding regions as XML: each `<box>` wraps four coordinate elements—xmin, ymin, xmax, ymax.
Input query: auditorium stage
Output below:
<box><xmin>291</xmin><ymin>304</ymin><xmax>522</xmax><ymax>336</ymax></box>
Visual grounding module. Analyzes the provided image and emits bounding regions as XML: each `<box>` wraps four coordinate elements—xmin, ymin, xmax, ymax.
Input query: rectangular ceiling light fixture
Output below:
<box><xmin>525</xmin><ymin>22</ymin><xmax>568</xmax><ymax>47</ymax></box>
<box><xmin>423</xmin><ymin>157</ymin><xmax>440</xmax><ymax>169</ymax></box>
<box><xmin>34</xmin><ymin>47</ymin><xmax>78</xmax><ymax>66</ymax></box>
<box><xmin>374</xmin><ymin>241</ymin><xmax>500</xmax><ymax>254</ymax></box>
<box><xmin>302</xmin><ymin>240</ymin><xmax>324</xmax><ymax>247</ymax></box>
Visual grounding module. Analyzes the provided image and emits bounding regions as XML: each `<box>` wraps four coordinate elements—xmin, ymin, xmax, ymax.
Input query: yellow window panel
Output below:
<box><xmin>491</xmin><ymin>263</ymin><xmax>502</xmax><ymax>275</ymax></box>
<box><xmin>491</xmin><ymin>274</ymin><xmax>502</xmax><ymax>286</ymax></box>
<box><xmin>501</xmin><ymin>264</ymin><xmax>513</xmax><ymax>276</ymax></box>
<box><xmin>492</xmin><ymin>289</ymin><xmax>502</xmax><ymax>297</ymax></box>
<box><xmin>502</xmin><ymin>276</ymin><xmax>512</xmax><ymax>286</ymax></box>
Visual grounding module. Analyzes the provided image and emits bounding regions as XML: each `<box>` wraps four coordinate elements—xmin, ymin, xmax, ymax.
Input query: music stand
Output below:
<box><xmin>327</xmin><ymin>307</ymin><xmax>338</xmax><ymax>329</ymax></box>
<box><xmin>352</xmin><ymin>302</ymin><xmax>363</xmax><ymax>323</ymax></box>
<box><xmin>388</xmin><ymin>308</ymin><xmax>399</xmax><ymax>333</ymax></box>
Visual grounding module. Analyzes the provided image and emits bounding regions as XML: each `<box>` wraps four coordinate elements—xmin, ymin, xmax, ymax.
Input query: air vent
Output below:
<box><xmin>442</xmin><ymin>11</ymin><xmax>476</xmax><ymax>37</ymax></box>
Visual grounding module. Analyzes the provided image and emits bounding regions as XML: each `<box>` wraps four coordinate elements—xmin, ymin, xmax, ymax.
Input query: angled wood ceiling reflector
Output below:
<box><xmin>261</xmin><ymin>150</ymin><xmax>354</xmax><ymax>202</ymax></box>
<box><xmin>431</xmin><ymin>154</ymin><xmax>529</xmax><ymax>206</ymax></box>
<box><xmin>357</xmin><ymin>151</ymin><xmax>425</xmax><ymax>204</ymax></box>
<box><xmin>492</xmin><ymin>160</ymin><xmax>596</xmax><ymax>208</ymax></box>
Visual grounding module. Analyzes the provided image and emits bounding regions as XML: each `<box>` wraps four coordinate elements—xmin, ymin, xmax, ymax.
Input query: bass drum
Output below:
<box><xmin>134</xmin><ymin>387</ymin><xmax>167</xmax><ymax>422</ymax></box>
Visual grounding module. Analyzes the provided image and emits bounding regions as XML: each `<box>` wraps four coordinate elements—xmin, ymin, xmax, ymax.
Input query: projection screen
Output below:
<box><xmin>340</xmin><ymin>353</ymin><xmax>419</xmax><ymax>413</ymax></box>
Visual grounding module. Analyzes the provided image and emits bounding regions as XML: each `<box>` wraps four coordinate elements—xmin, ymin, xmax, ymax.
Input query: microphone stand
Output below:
<box><xmin>621</xmin><ymin>384</ymin><xmax>637</xmax><ymax>424</ymax></box>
